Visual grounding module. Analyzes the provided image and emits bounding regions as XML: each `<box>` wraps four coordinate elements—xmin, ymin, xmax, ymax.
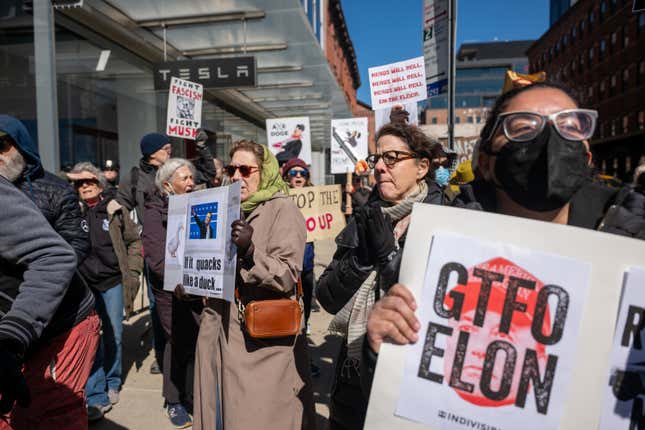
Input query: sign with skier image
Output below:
<box><xmin>330</xmin><ymin>117</ymin><xmax>369</xmax><ymax>174</ymax></box>
<box><xmin>163</xmin><ymin>182</ymin><xmax>241</xmax><ymax>301</ymax></box>
<box><xmin>166</xmin><ymin>76</ymin><xmax>203</xmax><ymax>140</ymax></box>
<box><xmin>266</xmin><ymin>117</ymin><xmax>312</xmax><ymax>165</ymax></box>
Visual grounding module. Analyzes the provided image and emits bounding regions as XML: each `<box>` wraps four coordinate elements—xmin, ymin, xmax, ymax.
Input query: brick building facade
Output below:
<box><xmin>527</xmin><ymin>0</ymin><xmax>645</xmax><ymax>180</ymax></box>
<box><xmin>324</xmin><ymin>0</ymin><xmax>376</xmax><ymax>152</ymax></box>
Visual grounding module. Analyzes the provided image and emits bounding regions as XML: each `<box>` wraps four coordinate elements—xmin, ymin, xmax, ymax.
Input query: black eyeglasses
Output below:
<box><xmin>487</xmin><ymin>109</ymin><xmax>598</xmax><ymax>143</ymax></box>
<box><xmin>288</xmin><ymin>169</ymin><xmax>309</xmax><ymax>178</ymax></box>
<box><xmin>366</xmin><ymin>150</ymin><xmax>418</xmax><ymax>169</ymax></box>
<box><xmin>224</xmin><ymin>164</ymin><xmax>259</xmax><ymax>178</ymax></box>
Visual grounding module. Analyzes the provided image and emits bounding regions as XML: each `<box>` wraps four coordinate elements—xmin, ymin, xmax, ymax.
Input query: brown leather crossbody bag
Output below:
<box><xmin>236</xmin><ymin>278</ymin><xmax>303</xmax><ymax>339</ymax></box>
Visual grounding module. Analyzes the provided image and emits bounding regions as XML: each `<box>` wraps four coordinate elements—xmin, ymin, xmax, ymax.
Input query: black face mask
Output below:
<box><xmin>487</xmin><ymin>124</ymin><xmax>590</xmax><ymax>212</ymax></box>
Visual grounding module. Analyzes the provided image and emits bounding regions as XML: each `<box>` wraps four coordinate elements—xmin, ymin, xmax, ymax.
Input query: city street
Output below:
<box><xmin>92</xmin><ymin>239</ymin><xmax>339</xmax><ymax>430</ymax></box>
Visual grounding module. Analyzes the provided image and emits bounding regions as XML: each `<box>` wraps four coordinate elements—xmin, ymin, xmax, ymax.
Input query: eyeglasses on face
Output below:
<box><xmin>0</xmin><ymin>136</ymin><xmax>14</xmax><ymax>153</ymax></box>
<box><xmin>224</xmin><ymin>164</ymin><xmax>259</xmax><ymax>178</ymax></box>
<box><xmin>366</xmin><ymin>150</ymin><xmax>418</xmax><ymax>169</ymax></box>
<box><xmin>488</xmin><ymin>109</ymin><xmax>598</xmax><ymax>143</ymax></box>
<box><xmin>288</xmin><ymin>169</ymin><xmax>309</xmax><ymax>178</ymax></box>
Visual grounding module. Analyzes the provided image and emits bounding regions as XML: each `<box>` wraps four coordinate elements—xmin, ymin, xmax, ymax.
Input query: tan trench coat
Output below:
<box><xmin>193</xmin><ymin>193</ymin><xmax>315</xmax><ymax>430</ymax></box>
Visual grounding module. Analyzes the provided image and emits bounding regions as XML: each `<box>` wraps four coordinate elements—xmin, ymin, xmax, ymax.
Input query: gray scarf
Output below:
<box><xmin>328</xmin><ymin>180</ymin><xmax>429</xmax><ymax>369</ymax></box>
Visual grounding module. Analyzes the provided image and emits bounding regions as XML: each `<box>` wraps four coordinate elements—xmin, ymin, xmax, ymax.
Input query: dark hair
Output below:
<box><xmin>375</xmin><ymin>122</ymin><xmax>442</xmax><ymax>179</ymax></box>
<box><xmin>229</xmin><ymin>140</ymin><xmax>264</xmax><ymax>168</ymax></box>
<box><xmin>479</xmin><ymin>82</ymin><xmax>582</xmax><ymax>151</ymax></box>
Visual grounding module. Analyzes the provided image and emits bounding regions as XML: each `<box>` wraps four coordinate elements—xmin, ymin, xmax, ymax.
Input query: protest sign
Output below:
<box><xmin>331</xmin><ymin>117</ymin><xmax>369</xmax><ymax>174</ymax></box>
<box><xmin>266</xmin><ymin>117</ymin><xmax>312</xmax><ymax>165</ymax></box>
<box><xmin>166</xmin><ymin>77</ymin><xmax>203</xmax><ymax>140</ymax></box>
<box><xmin>364</xmin><ymin>204</ymin><xmax>645</xmax><ymax>430</ymax></box>
<box><xmin>369</xmin><ymin>57</ymin><xmax>428</xmax><ymax>110</ymax></box>
<box><xmin>163</xmin><ymin>182</ymin><xmax>241</xmax><ymax>301</ymax></box>
<box><xmin>288</xmin><ymin>184</ymin><xmax>345</xmax><ymax>242</ymax></box>
<box><xmin>423</xmin><ymin>0</ymin><xmax>449</xmax><ymax>97</ymax></box>
<box><xmin>397</xmin><ymin>232</ymin><xmax>589</xmax><ymax>429</ymax></box>
<box><xmin>599</xmin><ymin>266</ymin><xmax>645</xmax><ymax>430</ymax></box>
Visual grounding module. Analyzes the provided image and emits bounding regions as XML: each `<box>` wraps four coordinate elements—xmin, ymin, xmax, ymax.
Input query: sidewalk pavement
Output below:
<box><xmin>92</xmin><ymin>239</ymin><xmax>340</xmax><ymax>430</ymax></box>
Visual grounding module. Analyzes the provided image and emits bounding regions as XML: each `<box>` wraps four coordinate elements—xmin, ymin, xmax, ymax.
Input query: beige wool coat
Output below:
<box><xmin>193</xmin><ymin>193</ymin><xmax>316</xmax><ymax>430</ymax></box>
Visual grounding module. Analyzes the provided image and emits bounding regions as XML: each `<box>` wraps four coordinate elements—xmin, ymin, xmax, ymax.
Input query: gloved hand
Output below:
<box><xmin>195</xmin><ymin>129</ymin><xmax>209</xmax><ymax>148</ymax></box>
<box><xmin>231</xmin><ymin>219</ymin><xmax>254</xmax><ymax>256</ymax></box>
<box><xmin>0</xmin><ymin>348</ymin><xmax>30</xmax><ymax>414</ymax></box>
<box><xmin>389</xmin><ymin>106</ymin><xmax>410</xmax><ymax>125</ymax></box>
<box><xmin>364</xmin><ymin>205</ymin><xmax>396</xmax><ymax>267</ymax></box>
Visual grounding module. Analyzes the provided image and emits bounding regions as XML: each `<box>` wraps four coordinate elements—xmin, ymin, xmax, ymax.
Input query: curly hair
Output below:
<box><xmin>375</xmin><ymin>122</ymin><xmax>442</xmax><ymax>179</ymax></box>
<box><xmin>155</xmin><ymin>158</ymin><xmax>196</xmax><ymax>194</ymax></box>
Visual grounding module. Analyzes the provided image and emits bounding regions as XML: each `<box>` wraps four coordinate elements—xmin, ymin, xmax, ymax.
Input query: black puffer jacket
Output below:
<box><xmin>317</xmin><ymin>179</ymin><xmax>444</xmax><ymax>430</ymax></box>
<box><xmin>0</xmin><ymin>115</ymin><xmax>94</xmax><ymax>349</ymax></box>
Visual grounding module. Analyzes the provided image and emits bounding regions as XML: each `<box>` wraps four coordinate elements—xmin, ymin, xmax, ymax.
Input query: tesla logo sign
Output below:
<box><xmin>153</xmin><ymin>57</ymin><xmax>256</xmax><ymax>90</ymax></box>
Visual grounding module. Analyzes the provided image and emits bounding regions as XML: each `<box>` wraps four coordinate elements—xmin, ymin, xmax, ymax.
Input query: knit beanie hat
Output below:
<box><xmin>281</xmin><ymin>158</ymin><xmax>308</xmax><ymax>175</ymax></box>
<box><xmin>140</xmin><ymin>133</ymin><xmax>169</xmax><ymax>157</ymax></box>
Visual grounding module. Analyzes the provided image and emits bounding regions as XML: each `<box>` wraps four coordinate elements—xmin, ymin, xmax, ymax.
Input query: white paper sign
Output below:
<box><xmin>330</xmin><ymin>117</ymin><xmax>369</xmax><ymax>174</ymax></box>
<box><xmin>266</xmin><ymin>117</ymin><xmax>312</xmax><ymax>165</ymax></box>
<box><xmin>396</xmin><ymin>232</ymin><xmax>590</xmax><ymax>430</ymax></box>
<box><xmin>369</xmin><ymin>56</ymin><xmax>428</xmax><ymax>110</ymax></box>
<box><xmin>364</xmin><ymin>204</ymin><xmax>645</xmax><ymax>430</ymax></box>
<box><xmin>163</xmin><ymin>182</ymin><xmax>241</xmax><ymax>301</ymax></box>
<box><xmin>599</xmin><ymin>266</ymin><xmax>645</xmax><ymax>430</ymax></box>
<box><xmin>166</xmin><ymin>77</ymin><xmax>203</xmax><ymax>140</ymax></box>
<box><xmin>423</xmin><ymin>0</ymin><xmax>449</xmax><ymax>97</ymax></box>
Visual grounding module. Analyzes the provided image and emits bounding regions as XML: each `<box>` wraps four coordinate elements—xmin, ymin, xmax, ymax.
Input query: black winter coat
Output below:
<box><xmin>317</xmin><ymin>179</ymin><xmax>444</xmax><ymax>430</ymax></box>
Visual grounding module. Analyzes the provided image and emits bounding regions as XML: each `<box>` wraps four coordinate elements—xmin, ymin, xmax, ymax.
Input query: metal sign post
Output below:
<box><xmin>447</xmin><ymin>0</ymin><xmax>457</xmax><ymax>150</ymax></box>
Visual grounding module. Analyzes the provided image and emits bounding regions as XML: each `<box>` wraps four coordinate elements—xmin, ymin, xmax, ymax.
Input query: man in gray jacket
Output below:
<box><xmin>0</xmin><ymin>176</ymin><xmax>100</xmax><ymax>429</ymax></box>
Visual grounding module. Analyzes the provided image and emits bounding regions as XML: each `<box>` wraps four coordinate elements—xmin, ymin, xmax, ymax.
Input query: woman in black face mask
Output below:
<box><xmin>474</xmin><ymin>82</ymin><xmax>597</xmax><ymax>224</ymax></box>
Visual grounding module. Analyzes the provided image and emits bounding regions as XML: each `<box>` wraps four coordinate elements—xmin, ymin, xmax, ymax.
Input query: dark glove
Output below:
<box><xmin>352</xmin><ymin>207</ymin><xmax>372</xmax><ymax>267</ymax></box>
<box><xmin>0</xmin><ymin>348</ymin><xmax>30</xmax><ymax>413</ymax></box>
<box><xmin>195</xmin><ymin>129</ymin><xmax>208</xmax><ymax>148</ymax></box>
<box><xmin>364</xmin><ymin>205</ymin><xmax>396</xmax><ymax>267</ymax></box>
<box><xmin>231</xmin><ymin>219</ymin><xmax>254</xmax><ymax>256</ymax></box>
<box><xmin>389</xmin><ymin>106</ymin><xmax>410</xmax><ymax>125</ymax></box>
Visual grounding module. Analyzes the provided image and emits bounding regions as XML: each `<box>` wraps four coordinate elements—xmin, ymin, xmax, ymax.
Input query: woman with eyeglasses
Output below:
<box><xmin>282</xmin><ymin>157</ymin><xmax>321</xmax><ymax>377</ymax></box>
<box><xmin>363</xmin><ymin>82</ymin><xmax>645</xmax><ymax>413</ymax></box>
<box><xmin>143</xmin><ymin>158</ymin><xmax>201</xmax><ymax>428</ymax></box>
<box><xmin>193</xmin><ymin>141</ymin><xmax>314</xmax><ymax>430</ymax></box>
<box><xmin>316</xmin><ymin>122</ymin><xmax>444</xmax><ymax>429</ymax></box>
<box><xmin>66</xmin><ymin>162</ymin><xmax>142</xmax><ymax>422</ymax></box>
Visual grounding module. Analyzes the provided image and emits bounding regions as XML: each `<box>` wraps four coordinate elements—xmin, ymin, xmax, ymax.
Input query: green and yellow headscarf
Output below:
<box><xmin>241</xmin><ymin>145</ymin><xmax>290</xmax><ymax>214</ymax></box>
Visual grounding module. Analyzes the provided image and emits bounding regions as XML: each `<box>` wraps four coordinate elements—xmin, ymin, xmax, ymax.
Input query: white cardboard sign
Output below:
<box><xmin>163</xmin><ymin>182</ymin><xmax>241</xmax><ymax>301</ymax></box>
<box><xmin>266</xmin><ymin>117</ymin><xmax>312</xmax><ymax>165</ymax></box>
<box><xmin>330</xmin><ymin>117</ymin><xmax>369</xmax><ymax>173</ymax></box>
<box><xmin>599</xmin><ymin>266</ymin><xmax>645</xmax><ymax>430</ymax></box>
<box><xmin>396</xmin><ymin>232</ymin><xmax>590</xmax><ymax>430</ymax></box>
<box><xmin>369</xmin><ymin>56</ymin><xmax>428</xmax><ymax>110</ymax></box>
<box><xmin>166</xmin><ymin>77</ymin><xmax>203</xmax><ymax>140</ymax></box>
<box><xmin>365</xmin><ymin>204</ymin><xmax>645</xmax><ymax>430</ymax></box>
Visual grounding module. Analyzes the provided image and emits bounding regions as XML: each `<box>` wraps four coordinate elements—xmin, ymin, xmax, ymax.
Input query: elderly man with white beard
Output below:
<box><xmin>0</xmin><ymin>114</ymin><xmax>98</xmax><ymax>429</ymax></box>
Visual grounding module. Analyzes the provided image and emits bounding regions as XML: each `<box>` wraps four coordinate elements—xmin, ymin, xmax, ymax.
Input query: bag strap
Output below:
<box><xmin>235</xmin><ymin>277</ymin><xmax>302</xmax><ymax>302</ymax></box>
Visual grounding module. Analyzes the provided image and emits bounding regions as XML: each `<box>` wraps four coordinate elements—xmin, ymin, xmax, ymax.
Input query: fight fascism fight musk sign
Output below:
<box><xmin>364</xmin><ymin>204</ymin><xmax>645</xmax><ymax>430</ymax></box>
<box><xmin>153</xmin><ymin>57</ymin><xmax>256</xmax><ymax>90</ymax></box>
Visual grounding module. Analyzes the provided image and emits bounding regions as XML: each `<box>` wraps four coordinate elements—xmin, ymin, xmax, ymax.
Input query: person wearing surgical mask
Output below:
<box><xmin>142</xmin><ymin>158</ymin><xmax>201</xmax><ymax>428</ymax></box>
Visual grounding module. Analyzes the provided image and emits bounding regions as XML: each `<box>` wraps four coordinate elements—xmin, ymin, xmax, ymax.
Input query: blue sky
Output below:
<box><xmin>342</xmin><ymin>0</ymin><xmax>550</xmax><ymax>103</ymax></box>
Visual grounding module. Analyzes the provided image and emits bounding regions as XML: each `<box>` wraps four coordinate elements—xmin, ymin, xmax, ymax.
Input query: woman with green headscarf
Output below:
<box><xmin>193</xmin><ymin>140</ymin><xmax>314</xmax><ymax>430</ymax></box>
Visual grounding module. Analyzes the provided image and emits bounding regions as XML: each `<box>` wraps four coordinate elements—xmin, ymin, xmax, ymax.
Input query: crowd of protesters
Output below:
<box><xmin>0</xmin><ymin>77</ymin><xmax>644</xmax><ymax>430</ymax></box>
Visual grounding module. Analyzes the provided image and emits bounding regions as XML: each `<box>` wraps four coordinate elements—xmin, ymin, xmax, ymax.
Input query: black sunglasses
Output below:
<box><xmin>366</xmin><ymin>150</ymin><xmax>418</xmax><ymax>169</ymax></box>
<box><xmin>224</xmin><ymin>164</ymin><xmax>259</xmax><ymax>178</ymax></box>
<box><xmin>288</xmin><ymin>169</ymin><xmax>309</xmax><ymax>178</ymax></box>
<box><xmin>0</xmin><ymin>135</ymin><xmax>14</xmax><ymax>153</ymax></box>
<box><xmin>73</xmin><ymin>178</ymin><xmax>99</xmax><ymax>188</ymax></box>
